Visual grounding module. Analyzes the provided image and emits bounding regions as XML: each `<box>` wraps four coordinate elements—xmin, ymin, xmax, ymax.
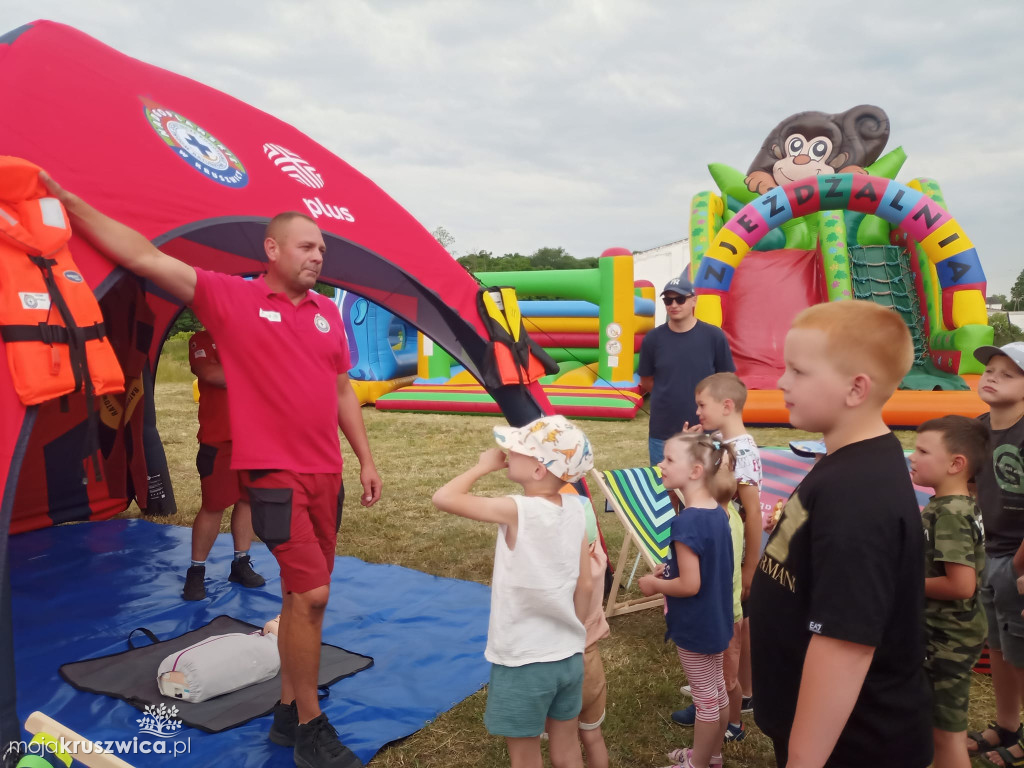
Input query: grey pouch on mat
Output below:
<box><xmin>59</xmin><ymin>615</ymin><xmax>373</xmax><ymax>733</ymax></box>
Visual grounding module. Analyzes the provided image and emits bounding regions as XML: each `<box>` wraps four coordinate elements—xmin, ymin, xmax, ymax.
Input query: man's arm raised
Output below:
<box><xmin>40</xmin><ymin>172</ymin><xmax>197</xmax><ymax>305</ymax></box>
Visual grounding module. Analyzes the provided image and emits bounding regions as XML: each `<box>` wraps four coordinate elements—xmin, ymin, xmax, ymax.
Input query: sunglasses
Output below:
<box><xmin>662</xmin><ymin>295</ymin><xmax>694</xmax><ymax>306</ymax></box>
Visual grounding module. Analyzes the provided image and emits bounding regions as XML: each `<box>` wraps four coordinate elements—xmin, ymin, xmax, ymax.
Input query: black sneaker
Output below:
<box><xmin>229</xmin><ymin>555</ymin><xmax>266</xmax><ymax>588</ymax></box>
<box><xmin>183</xmin><ymin>565</ymin><xmax>206</xmax><ymax>601</ymax></box>
<box><xmin>741</xmin><ymin>695</ymin><xmax>754</xmax><ymax>713</ymax></box>
<box><xmin>294</xmin><ymin>713</ymin><xmax>362</xmax><ymax>768</ymax></box>
<box><xmin>269</xmin><ymin>700</ymin><xmax>298</xmax><ymax>747</ymax></box>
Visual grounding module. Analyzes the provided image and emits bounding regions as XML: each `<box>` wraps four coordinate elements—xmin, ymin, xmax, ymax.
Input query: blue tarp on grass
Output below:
<box><xmin>10</xmin><ymin>519</ymin><xmax>491</xmax><ymax>766</ymax></box>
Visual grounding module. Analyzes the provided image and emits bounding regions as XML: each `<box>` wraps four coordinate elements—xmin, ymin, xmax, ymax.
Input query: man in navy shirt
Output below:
<box><xmin>638</xmin><ymin>275</ymin><xmax>735</xmax><ymax>464</ymax></box>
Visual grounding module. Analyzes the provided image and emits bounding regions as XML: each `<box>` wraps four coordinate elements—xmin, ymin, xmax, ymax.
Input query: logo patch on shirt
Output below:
<box><xmin>809</xmin><ymin>621</ymin><xmax>822</xmax><ymax>633</ymax></box>
<box><xmin>314</xmin><ymin>313</ymin><xmax>330</xmax><ymax>333</ymax></box>
<box><xmin>259</xmin><ymin>309</ymin><xmax>282</xmax><ymax>323</ymax></box>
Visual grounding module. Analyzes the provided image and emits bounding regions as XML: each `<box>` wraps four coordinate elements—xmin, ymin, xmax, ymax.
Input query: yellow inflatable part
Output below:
<box><xmin>705</xmin><ymin>228</ymin><xmax>750</xmax><ymax>268</ymax></box>
<box><xmin>952</xmin><ymin>289</ymin><xmax>988</xmax><ymax>328</ymax></box>
<box><xmin>695</xmin><ymin>294</ymin><xmax>723</xmax><ymax>327</ymax></box>
<box><xmin>448</xmin><ymin>368</ymin><xmax>479</xmax><ymax>385</ymax></box>
<box><xmin>921</xmin><ymin>220</ymin><xmax>973</xmax><ymax>259</ymax></box>
<box><xmin>193</xmin><ymin>378</ymin><xmax>200</xmax><ymax>403</ymax></box>
<box><xmin>350</xmin><ymin>376</ymin><xmax>416</xmax><ymax>405</ymax></box>
<box><xmin>554</xmin><ymin>363</ymin><xmax>599</xmax><ymax>387</ymax></box>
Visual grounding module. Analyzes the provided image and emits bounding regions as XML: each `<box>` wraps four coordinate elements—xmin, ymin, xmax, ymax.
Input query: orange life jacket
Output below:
<box><xmin>0</xmin><ymin>156</ymin><xmax>125</xmax><ymax>405</ymax></box>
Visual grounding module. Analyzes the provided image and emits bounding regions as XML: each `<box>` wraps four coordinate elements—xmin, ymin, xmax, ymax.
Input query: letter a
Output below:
<box><xmin>947</xmin><ymin>260</ymin><xmax>971</xmax><ymax>283</ymax></box>
<box><xmin>854</xmin><ymin>182</ymin><xmax>878</xmax><ymax>202</ymax></box>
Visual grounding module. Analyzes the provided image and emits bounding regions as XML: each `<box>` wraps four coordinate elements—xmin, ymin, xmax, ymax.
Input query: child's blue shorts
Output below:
<box><xmin>484</xmin><ymin>653</ymin><xmax>583</xmax><ymax>737</ymax></box>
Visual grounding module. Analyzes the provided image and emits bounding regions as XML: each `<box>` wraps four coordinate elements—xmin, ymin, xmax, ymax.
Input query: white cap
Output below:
<box><xmin>493</xmin><ymin>415</ymin><xmax>594</xmax><ymax>483</ymax></box>
<box><xmin>974</xmin><ymin>341</ymin><xmax>1024</xmax><ymax>374</ymax></box>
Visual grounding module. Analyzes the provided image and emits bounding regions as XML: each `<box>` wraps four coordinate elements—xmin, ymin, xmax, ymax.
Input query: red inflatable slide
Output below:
<box><xmin>722</xmin><ymin>249</ymin><xmax>825</xmax><ymax>390</ymax></box>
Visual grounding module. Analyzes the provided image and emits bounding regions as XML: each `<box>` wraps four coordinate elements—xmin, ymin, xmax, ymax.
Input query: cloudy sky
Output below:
<box><xmin>5</xmin><ymin>1</ymin><xmax>1023</xmax><ymax>293</ymax></box>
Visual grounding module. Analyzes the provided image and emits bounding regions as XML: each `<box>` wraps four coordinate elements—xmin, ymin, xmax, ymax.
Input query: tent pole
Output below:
<box><xmin>0</xmin><ymin>556</ymin><xmax>19</xmax><ymax>767</ymax></box>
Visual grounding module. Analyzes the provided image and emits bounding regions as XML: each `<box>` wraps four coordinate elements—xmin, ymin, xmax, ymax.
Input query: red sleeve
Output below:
<box><xmin>189</xmin><ymin>268</ymin><xmax>232</xmax><ymax>336</ymax></box>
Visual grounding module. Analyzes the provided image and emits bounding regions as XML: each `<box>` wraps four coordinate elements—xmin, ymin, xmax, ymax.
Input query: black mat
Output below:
<box><xmin>59</xmin><ymin>615</ymin><xmax>373</xmax><ymax>733</ymax></box>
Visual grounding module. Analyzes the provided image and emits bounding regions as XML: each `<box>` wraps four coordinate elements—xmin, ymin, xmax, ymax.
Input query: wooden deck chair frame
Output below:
<box><xmin>590</xmin><ymin>467</ymin><xmax>681</xmax><ymax>618</ymax></box>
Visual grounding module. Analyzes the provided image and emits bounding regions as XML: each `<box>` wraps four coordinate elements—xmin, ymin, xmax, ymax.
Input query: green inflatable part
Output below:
<box><xmin>912</xmin><ymin>177</ymin><xmax>948</xmax><ymax>208</ymax></box>
<box><xmin>818</xmin><ymin>211</ymin><xmax>852</xmax><ymax>301</ymax></box>
<box><xmin>856</xmin><ymin>214</ymin><xmax>891</xmax><ymax>246</ymax></box>
<box><xmin>546</xmin><ymin>348</ymin><xmax>599</xmax><ymax>364</ymax></box>
<box><xmin>901</xmin><ymin>359</ymin><xmax>970</xmax><ymax>391</ymax></box>
<box><xmin>864</xmin><ymin>146</ymin><xmax>907</xmax><ymax>180</ymax></box>
<box><xmin>780</xmin><ymin>216</ymin><xmax>814</xmax><ymax>250</ymax></box>
<box><xmin>690</xmin><ymin>190</ymin><xmax>719</xmax><ymax>266</ymax></box>
<box><xmin>708</xmin><ymin>162</ymin><xmax>757</xmax><ymax>204</ymax></box>
<box><xmin>930</xmin><ymin>323</ymin><xmax>993</xmax><ymax>376</ymax></box>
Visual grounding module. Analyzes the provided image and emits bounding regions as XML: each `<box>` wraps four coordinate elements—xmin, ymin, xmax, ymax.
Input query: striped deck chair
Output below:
<box><xmin>589</xmin><ymin>465</ymin><xmax>679</xmax><ymax>617</ymax></box>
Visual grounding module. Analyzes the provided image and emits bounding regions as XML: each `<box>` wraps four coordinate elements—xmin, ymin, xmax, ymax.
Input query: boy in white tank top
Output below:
<box><xmin>432</xmin><ymin>415</ymin><xmax>595</xmax><ymax>768</ymax></box>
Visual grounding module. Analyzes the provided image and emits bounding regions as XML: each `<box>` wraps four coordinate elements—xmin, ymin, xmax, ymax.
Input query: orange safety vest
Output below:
<box><xmin>0</xmin><ymin>156</ymin><xmax>125</xmax><ymax>406</ymax></box>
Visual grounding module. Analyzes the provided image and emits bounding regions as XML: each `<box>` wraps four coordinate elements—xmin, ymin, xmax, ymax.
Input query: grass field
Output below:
<box><xmin>133</xmin><ymin>341</ymin><xmax>997</xmax><ymax>767</ymax></box>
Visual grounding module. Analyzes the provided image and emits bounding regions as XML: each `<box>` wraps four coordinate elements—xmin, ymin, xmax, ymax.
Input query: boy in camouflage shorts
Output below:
<box><xmin>909</xmin><ymin>415</ymin><xmax>988</xmax><ymax>768</ymax></box>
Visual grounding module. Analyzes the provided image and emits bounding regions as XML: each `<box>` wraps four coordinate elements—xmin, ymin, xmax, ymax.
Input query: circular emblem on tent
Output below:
<box><xmin>142</xmin><ymin>99</ymin><xmax>248</xmax><ymax>188</ymax></box>
<box><xmin>314</xmin><ymin>313</ymin><xmax>331</xmax><ymax>333</ymax></box>
<box><xmin>263</xmin><ymin>143</ymin><xmax>324</xmax><ymax>189</ymax></box>
<box><xmin>62</xmin><ymin>270</ymin><xmax>84</xmax><ymax>283</ymax></box>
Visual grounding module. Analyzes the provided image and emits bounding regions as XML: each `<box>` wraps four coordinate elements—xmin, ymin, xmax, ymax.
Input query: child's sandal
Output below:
<box><xmin>970</xmin><ymin>722</ymin><xmax>1024</xmax><ymax>756</ymax></box>
<box><xmin>664</xmin><ymin>747</ymin><xmax>723</xmax><ymax>767</ymax></box>
<box><xmin>981</xmin><ymin>744</ymin><xmax>1024</xmax><ymax>768</ymax></box>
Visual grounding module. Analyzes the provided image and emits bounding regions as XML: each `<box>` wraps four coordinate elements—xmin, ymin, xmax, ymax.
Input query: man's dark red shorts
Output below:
<box><xmin>196</xmin><ymin>441</ymin><xmax>242</xmax><ymax>512</ymax></box>
<box><xmin>242</xmin><ymin>469</ymin><xmax>344</xmax><ymax>594</ymax></box>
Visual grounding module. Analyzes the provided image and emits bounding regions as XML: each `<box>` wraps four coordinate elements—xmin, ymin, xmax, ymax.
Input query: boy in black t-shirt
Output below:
<box><xmin>748</xmin><ymin>301</ymin><xmax>931</xmax><ymax>768</ymax></box>
<box><xmin>967</xmin><ymin>341</ymin><xmax>1024</xmax><ymax>767</ymax></box>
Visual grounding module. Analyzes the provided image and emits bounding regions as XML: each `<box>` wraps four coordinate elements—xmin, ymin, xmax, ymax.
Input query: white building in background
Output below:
<box><xmin>633</xmin><ymin>239</ymin><xmax>690</xmax><ymax>325</ymax></box>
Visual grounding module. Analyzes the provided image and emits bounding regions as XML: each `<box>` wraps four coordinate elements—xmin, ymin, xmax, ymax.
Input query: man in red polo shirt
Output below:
<box><xmin>43</xmin><ymin>173</ymin><xmax>381</xmax><ymax>768</ymax></box>
<box><xmin>183</xmin><ymin>329</ymin><xmax>265</xmax><ymax>601</ymax></box>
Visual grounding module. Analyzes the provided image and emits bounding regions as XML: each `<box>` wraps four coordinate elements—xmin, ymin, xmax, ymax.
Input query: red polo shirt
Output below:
<box><xmin>189</xmin><ymin>330</ymin><xmax>231</xmax><ymax>444</ymax></box>
<box><xmin>190</xmin><ymin>269</ymin><xmax>351</xmax><ymax>473</ymax></box>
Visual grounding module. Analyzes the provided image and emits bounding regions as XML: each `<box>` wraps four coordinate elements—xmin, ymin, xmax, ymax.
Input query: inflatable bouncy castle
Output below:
<box><xmin>376</xmin><ymin>248</ymin><xmax>652</xmax><ymax>419</ymax></box>
<box><xmin>689</xmin><ymin>105</ymin><xmax>992</xmax><ymax>425</ymax></box>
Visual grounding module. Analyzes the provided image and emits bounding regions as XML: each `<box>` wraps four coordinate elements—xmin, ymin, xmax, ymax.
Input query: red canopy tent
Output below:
<box><xmin>0</xmin><ymin>20</ymin><xmax>553</xmax><ymax>752</ymax></box>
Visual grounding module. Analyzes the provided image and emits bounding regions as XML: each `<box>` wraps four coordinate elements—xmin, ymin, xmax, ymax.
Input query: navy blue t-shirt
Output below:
<box><xmin>638</xmin><ymin>321</ymin><xmax>735</xmax><ymax>439</ymax></box>
<box><xmin>663</xmin><ymin>505</ymin><xmax>734</xmax><ymax>654</ymax></box>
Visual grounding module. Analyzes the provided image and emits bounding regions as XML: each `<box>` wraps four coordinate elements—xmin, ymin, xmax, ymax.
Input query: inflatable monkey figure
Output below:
<box><xmin>744</xmin><ymin>105</ymin><xmax>890</xmax><ymax>195</ymax></box>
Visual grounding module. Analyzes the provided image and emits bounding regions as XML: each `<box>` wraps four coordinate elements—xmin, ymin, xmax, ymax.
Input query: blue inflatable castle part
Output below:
<box><xmin>337</xmin><ymin>291</ymin><xmax>418</xmax><ymax>382</ymax></box>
